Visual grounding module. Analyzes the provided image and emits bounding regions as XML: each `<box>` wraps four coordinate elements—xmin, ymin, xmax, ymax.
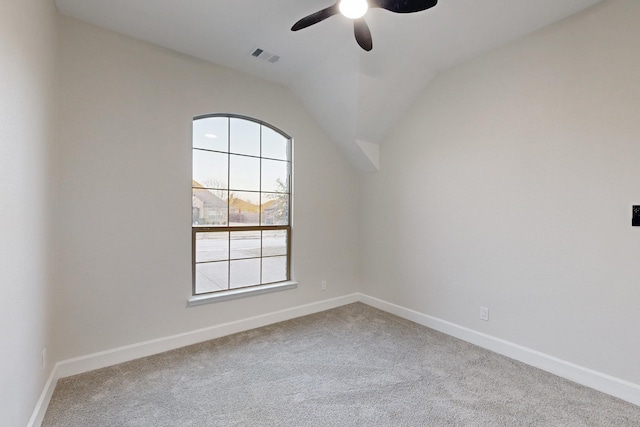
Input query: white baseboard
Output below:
<box><xmin>28</xmin><ymin>293</ymin><xmax>359</xmax><ymax>426</ymax></box>
<box><xmin>358</xmin><ymin>293</ymin><xmax>640</xmax><ymax>407</ymax></box>
<box><xmin>26</xmin><ymin>367</ymin><xmax>58</xmax><ymax>427</ymax></box>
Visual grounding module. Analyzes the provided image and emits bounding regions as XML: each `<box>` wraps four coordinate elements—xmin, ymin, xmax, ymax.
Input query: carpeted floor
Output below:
<box><xmin>43</xmin><ymin>303</ymin><xmax>640</xmax><ymax>426</ymax></box>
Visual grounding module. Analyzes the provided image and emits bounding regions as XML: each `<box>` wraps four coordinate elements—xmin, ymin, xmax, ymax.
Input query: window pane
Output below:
<box><xmin>195</xmin><ymin>261</ymin><xmax>228</xmax><ymax>293</ymax></box>
<box><xmin>193</xmin><ymin>150</ymin><xmax>228</xmax><ymax>189</ymax></box>
<box><xmin>230</xmin><ymin>258</ymin><xmax>261</xmax><ymax>289</ymax></box>
<box><xmin>261</xmin><ymin>158</ymin><xmax>289</xmax><ymax>193</ymax></box>
<box><xmin>193</xmin><ymin>117</ymin><xmax>228</xmax><ymax>152</ymax></box>
<box><xmin>261</xmin><ymin>194</ymin><xmax>289</xmax><ymax>225</ymax></box>
<box><xmin>262</xmin><ymin>126</ymin><xmax>288</xmax><ymax>160</ymax></box>
<box><xmin>230</xmin><ymin>118</ymin><xmax>260</xmax><ymax>156</ymax></box>
<box><xmin>262</xmin><ymin>230</ymin><xmax>287</xmax><ymax>257</ymax></box>
<box><xmin>195</xmin><ymin>232</ymin><xmax>229</xmax><ymax>262</ymax></box>
<box><xmin>193</xmin><ymin>189</ymin><xmax>228</xmax><ymax>226</ymax></box>
<box><xmin>229</xmin><ymin>154</ymin><xmax>259</xmax><ymax>192</ymax></box>
<box><xmin>229</xmin><ymin>191</ymin><xmax>260</xmax><ymax>226</ymax></box>
<box><xmin>230</xmin><ymin>231</ymin><xmax>261</xmax><ymax>260</ymax></box>
<box><xmin>262</xmin><ymin>256</ymin><xmax>287</xmax><ymax>284</ymax></box>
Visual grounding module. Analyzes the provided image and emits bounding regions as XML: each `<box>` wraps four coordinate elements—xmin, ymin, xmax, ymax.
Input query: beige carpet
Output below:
<box><xmin>43</xmin><ymin>303</ymin><xmax>640</xmax><ymax>426</ymax></box>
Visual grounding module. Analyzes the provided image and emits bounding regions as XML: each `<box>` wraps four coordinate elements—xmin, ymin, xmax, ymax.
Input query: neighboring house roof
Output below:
<box><xmin>193</xmin><ymin>180</ymin><xmax>227</xmax><ymax>209</ymax></box>
<box><xmin>229</xmin><ymin>196</ymin><xmax>282</xmax><ymax>213</ymax></box>
<box><xmin>229</xmin><ymin>197</ymin><xmax>260</xmax><ymax>213</ymax></box>
<box><xmin>260</xmin><ymin>199</ymin><xmax>278</xmax><ymax>212</ymax></box>
<box><xmin>194</xmin><ymin>180</ymin><xmax>283</xmax><ymax>212</ymax></box>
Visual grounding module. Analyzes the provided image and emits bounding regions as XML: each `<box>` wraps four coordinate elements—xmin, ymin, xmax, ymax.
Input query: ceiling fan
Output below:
<box><xmin>291</xmin><ymin>0</ymin><xmax>438</xmax><ymax>51</ymax></box>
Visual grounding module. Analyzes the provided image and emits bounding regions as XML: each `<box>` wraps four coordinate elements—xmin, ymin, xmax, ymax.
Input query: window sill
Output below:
<box><xmin>187</xmin><ymin>281</ymin><xmax>298</xmax><ymax>307</ymax></box>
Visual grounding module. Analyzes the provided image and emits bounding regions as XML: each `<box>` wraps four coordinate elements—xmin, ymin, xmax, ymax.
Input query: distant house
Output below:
<box><xmin>260</xmin><ymin>199</ymin><xmax>286</xmax><ymax>225</ymax></box>
<box><xmin>227</xmin><ymin>195</ymin><xmax>261</xmax><ymax>225</ymax></box>
<box><xmin>192</xmin><ymin>180</ymin><xmax>227</xmax><ymax>225</ymax></box>
<box><xmin>192</xmin><ymin>180</ymin><xmax>286</xmax><ymax>225</ymax></box>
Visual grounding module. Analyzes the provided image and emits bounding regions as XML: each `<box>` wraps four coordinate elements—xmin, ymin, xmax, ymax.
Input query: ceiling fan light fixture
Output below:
<box><xmin>291</xmin><ymin>0</ymin><xmax>438</xmax><ymax>52</ymax></box>
<box><xmin>339</xmin><ymin>0</ymin><xmax>368</xmax><ymax>19</ymax></box>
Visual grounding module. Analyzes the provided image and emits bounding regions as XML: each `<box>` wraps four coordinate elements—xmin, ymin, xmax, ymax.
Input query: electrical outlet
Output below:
<box><xmin>42</xmin><ymin>348</ymin><xmax>47</xmax><ymax>370</ymax></box>
<box><xmin>321</xmin><ymin>281</ymin><xmax>327</xmax><ymax>291</ymax></box>
<box><xmin>480</xmin><ymin>307</ymin><xmax>489</xmax><ymax>321</ymax></box>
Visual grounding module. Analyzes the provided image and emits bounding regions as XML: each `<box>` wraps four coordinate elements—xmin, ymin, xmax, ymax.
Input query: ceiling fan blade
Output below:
<box><xmin>353</xmin><ymin>19</ymin><xmax>373</xmax><ymax>51</ymax></box>
<box><xmin>370</xmin><ymin>0</ymin><xmax>438</xmax><ymax>14</ymax></box>
<box><xmin>291</xmin><ymin>4</ymin><xmax>340</xmax><ymax>31</ymax></box>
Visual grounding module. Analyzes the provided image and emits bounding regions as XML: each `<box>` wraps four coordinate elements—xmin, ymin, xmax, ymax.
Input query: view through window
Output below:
<box><xmin>192</xmin><ymin>114</ymin><xmax>291</xmax><ymax>295</ymax></box>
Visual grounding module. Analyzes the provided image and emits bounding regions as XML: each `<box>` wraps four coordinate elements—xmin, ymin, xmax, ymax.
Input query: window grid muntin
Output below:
<box><xmin>193</xmin><ymin>227</ymin><xmax>291</xmax><ymax>293</ymax></box>
<box><xmin>192</xmin><ymin>114</ymin><xmax>291</xmax><ymax>296</ymax></box>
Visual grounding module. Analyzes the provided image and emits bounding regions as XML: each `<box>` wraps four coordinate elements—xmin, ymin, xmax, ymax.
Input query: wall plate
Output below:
<box><xmin>633</xmin><ymin>206</ymin><xmax>640</xmax><ymax>226</ymax></box>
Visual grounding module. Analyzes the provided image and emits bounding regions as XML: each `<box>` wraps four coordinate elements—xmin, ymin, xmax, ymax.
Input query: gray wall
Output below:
<box><xmin>361</xmin><ymin>0</ymin><xmax>640</xmax><ymax>385</ymax></box>
<box><xmin>0</xmin><ymin>0</ymin><xmax>58</xmax><ymax>425</ymax></box>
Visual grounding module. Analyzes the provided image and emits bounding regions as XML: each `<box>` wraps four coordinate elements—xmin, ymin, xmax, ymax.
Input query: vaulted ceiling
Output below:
<box><xmin>55</xmin><ymin>0</ymin><xmax>601</xmax><ymax>172</ymax></box>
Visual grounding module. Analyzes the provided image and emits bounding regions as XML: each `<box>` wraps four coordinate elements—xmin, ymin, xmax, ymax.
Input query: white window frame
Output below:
<box><xmin>188</xmin><ymin>114</ymin><xmax>295</xmax><ymax>306</ymax></box>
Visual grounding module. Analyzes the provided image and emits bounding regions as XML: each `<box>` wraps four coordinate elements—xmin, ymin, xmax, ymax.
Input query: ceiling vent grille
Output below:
<box><xmin>250</xmin><ymin>48</ymin><xmax>280</xmax><ymax>64</ymax></box>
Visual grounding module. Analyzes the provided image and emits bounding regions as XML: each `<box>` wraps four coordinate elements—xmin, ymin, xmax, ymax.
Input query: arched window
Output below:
<box><xmin>192</xmin><ymin>114</ymin><xmax>292</xmax><ymax>297</ymax></box>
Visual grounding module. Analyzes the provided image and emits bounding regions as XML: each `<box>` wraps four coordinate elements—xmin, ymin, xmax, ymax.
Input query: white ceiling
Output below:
<box><xmin>55</xmin><ymin>0</ymin><xmax>601</xmax><ymax>172</ymax></box>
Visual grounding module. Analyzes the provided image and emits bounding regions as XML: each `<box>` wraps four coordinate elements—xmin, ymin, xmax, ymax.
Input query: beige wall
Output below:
<box><xmin>54</xmin><ymin>16</ymin><xmax>360</xmax><ymax>361</ymax></box>
<box><xmin>0</xmin><ymin>0</ymin><xmax>58</xmax><ymax>425</ymax></box>
<box><xmin>361</xmin><ymin>0</ymin><xmax>640</xmax><ymax>385</ymax></box>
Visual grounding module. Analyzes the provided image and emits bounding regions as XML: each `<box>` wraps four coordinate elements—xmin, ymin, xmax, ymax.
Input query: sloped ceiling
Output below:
<box><xmin>54</xmin><ymin>0</ymin><xmax>601</xmax><ymax>172</ymax></box>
